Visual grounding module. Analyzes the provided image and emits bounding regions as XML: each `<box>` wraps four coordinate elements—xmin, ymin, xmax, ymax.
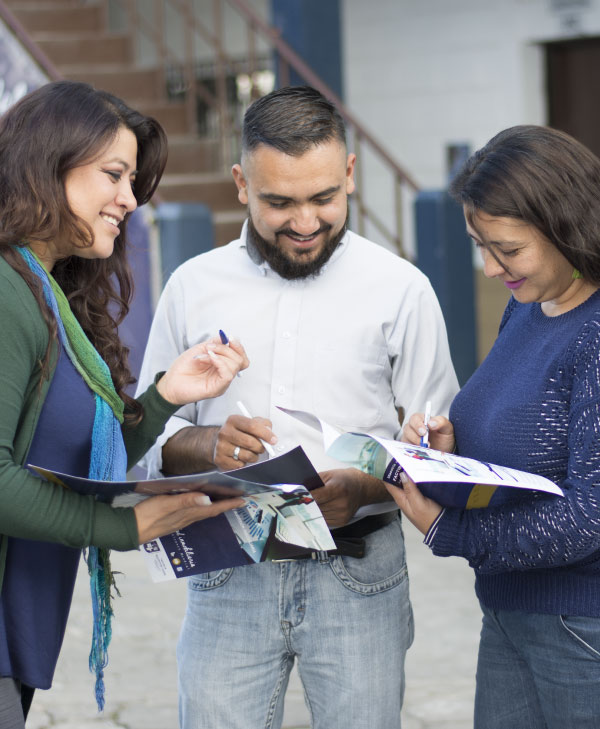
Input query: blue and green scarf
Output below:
<box><xmin>19</xmin><ymin>246</ymin><xmax>127</xmax><ymax>712</ymax></box>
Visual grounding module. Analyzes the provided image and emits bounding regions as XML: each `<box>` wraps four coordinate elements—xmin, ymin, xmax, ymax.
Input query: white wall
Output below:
<box><xmin>342</xmin><ymin>0</ymin><xmax>600</xmax><ymax>211</ymax></box>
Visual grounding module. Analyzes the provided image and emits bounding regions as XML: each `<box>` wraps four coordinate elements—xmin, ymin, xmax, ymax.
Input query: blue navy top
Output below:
<box><xmin>0</xmin><ymin>345</ymin><xmax>95</xmax><ymax>688</ymax></box>
<box><xmin>426</xmin><ymin>289</ymin><xmax>600</xmax><ymax>617</ymax></box>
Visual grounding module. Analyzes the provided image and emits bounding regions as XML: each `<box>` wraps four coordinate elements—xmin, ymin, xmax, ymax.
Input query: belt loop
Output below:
<box><xmin>315</xmin><ymin>550</ymin><xmax>329</xmax><ymax>564</ymax></box>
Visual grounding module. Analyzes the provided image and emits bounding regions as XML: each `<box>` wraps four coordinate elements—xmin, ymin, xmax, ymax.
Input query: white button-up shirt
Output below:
<box><xmin>137</xmin><ymin>223</ymin><xmax>459</xmax><ymax>516</ymax></box>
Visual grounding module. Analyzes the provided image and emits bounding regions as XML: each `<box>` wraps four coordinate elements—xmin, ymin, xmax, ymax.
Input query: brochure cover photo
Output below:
<box><xmin>29</xmin><ymin>446</ymin><xmax>335</xmax><ymax>582</ymax></box>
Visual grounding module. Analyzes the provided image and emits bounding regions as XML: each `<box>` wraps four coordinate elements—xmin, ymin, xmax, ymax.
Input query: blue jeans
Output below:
<box><xmin>475</xmin><ymin>604</ymin><xmax>600</xmax><ymax>729</ymax></box>
<box><xmin>177</xmin><ymin>517</ymin><xmax>413</xmax><ymax>729</ymax></box>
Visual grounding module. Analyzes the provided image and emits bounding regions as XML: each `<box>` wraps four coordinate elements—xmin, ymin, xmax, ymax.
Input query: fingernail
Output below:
<box><xmin>195</xmin><ymin>494</ymin><xmax>211</xmax><ymax>505</ymax></box>
<box><xmin>400</xmin><ymin>471</ymin><xmax>408</xmax><ymax>484</ymax></box>
<box><xmin>193</xmin><ymin>354</ymin><xmax>209</xmax><ymax>360</ymax></box>
<box><xmin>428</xmin><ymin>418</ymin><xmax>437</xmax><ymax>427</ymax></box>
<box><xmin>207</xmin><ymin>349</ymin><xmax>218</xmax><ymax>359</ymax></box>
<box><xmin>417</xmin><ymin>426</ymin><xmax>426</xmax><ymax>436</ymax></box>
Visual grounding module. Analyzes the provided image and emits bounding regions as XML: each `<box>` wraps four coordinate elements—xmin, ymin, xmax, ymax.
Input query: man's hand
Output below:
<box><xmin>213</xmin><ymin>414</ymin><xmax>277</xmax><ymax>471</ymax></box>
<box><xmin>312</xmin><ymin>468</ymin><xmax>393</xmax><ymax>528</ymax></box>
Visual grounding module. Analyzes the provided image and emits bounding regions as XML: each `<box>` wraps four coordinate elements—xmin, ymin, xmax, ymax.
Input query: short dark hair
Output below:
<box><xmin>242</xmin><ymin>85</ymin><xmax>346</xmax><ymax>156</ymax></box>
<box><xmin>449</xmin><ymin>124</ymin><xmax>600</xmax><ymax>283</ymax></box>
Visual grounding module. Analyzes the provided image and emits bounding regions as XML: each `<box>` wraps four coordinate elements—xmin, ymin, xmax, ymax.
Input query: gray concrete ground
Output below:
<box><xmin>26</xmin><ymin>523</ymin><xmax>481</xmax><ymax>729</ymax></box>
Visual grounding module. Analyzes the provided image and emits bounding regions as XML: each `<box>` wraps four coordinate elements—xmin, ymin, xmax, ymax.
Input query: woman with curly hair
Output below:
<box><xmin>0</xmin><ymin>80</ymin><xmax>247</xmax><ymax>727</ymax></box>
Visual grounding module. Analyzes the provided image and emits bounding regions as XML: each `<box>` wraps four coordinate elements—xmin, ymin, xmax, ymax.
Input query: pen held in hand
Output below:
<box><xmin>236</xmin><ymin>400</ymin><xmax>276</xmax><ymax>457</ymax></box>
<box><xmin>420</xmin><ymin>400</ymin><xmax>431</xmax><ymax>447</ymax></box>
<box><xmin>194</xmin><ymin>329</ymin><xmax>241</xmax><ymax>377</ymax></box>
<box><xmin>219</xmin><ymin>328</ymin><xmax>242</xmax><ymax>377</ymax></box>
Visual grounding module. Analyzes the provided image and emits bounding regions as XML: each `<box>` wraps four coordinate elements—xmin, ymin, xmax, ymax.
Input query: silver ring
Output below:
<box><xmin>233</xmin><ymin>446</ymin><xmax>241</xmax><ymax>461</ymax></box>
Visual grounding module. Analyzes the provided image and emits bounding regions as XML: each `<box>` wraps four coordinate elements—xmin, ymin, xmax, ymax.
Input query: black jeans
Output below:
<box><xmin>0</xmin><ymin>677</ymin><xmax>35</xmax><ymax>729</ymax></box>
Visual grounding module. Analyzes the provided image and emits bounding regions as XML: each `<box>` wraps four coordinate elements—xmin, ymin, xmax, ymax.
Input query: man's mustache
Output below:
<box><xmin>276</xmin><ymin>223</ymin><xmax>332</xmax><ymax>238</ymax></box>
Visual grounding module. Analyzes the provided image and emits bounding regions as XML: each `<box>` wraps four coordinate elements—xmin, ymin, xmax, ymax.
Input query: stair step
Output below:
<box><xmin>5</xmin><ymin>0</ymin><xmax>82</xmax><ymax>5</ymax></box>
<box><xmin>157</xmin><ymin>173</ymin><xmax>240</xmax><ymax>211</ymax></box>
<box><xmin>133</xmin><ymin>101</ymin><xmax>190</xmax><ymax>136</ymax></box>
<box><xmin>165</xmin><ymin>137</ymin><xmax>222</xmax><ymax>174</ymax></box>
<box><xmin>213</xmin><ymin>210</ymin><xmax>247</xmax><ymax>247</ymax></box>
<box><xmin>60</xmin><ymin>66</ymin><xmax>162</xmax><ymax>101</ymax></box>
<box><xmin>33</xmin><ymin>33</ymin><xmax>131</xmax><ymax>66</ymax></box>
<box><xmin>10</xmin><ymin>4</ymin><xmax>101</xmax><ymax>32</ymax></box>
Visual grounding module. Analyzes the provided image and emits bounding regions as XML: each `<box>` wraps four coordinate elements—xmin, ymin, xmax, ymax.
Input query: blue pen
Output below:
<box><xmin>420</xmin><ymin>400</ymin><xmax>431</xmax><ymax>447</ymax></box>
<box><xmin>218</xmin><ymin>328</ymin><xmax>242</xmax><ymax>377</ymax></box>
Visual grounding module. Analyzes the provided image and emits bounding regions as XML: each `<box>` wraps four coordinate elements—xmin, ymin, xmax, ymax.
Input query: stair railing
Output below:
<box><xmin>19</xmin><ymin>0</ymin><xmax>419</xmax><ymax>257</ymax></box>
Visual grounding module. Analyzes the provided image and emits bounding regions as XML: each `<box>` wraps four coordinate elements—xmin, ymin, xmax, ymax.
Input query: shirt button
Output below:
<box><xmin>277</xmin><ymin>385</ymin><xmax>285</xmax><ymax>394</ymax></box>
<box><xmin>282</xmin><ymin>331</ymin><xmax>291</xmax><ymax>339</ymax></box>
<box><xmin>276</xmin><ymin>444</ymin><xmax>285</xmax><ymax>452</ymax></box>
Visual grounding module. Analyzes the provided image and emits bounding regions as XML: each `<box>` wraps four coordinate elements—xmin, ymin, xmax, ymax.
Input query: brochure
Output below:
<box><xmin>277</xmin><ymin>407</ymin><xmax>564</xmax><ymax>509</ymax></box>
<box><xmin>29</xmin><ymin>446</ymin><xmax>335</xmax><ymax>581</ymax></box>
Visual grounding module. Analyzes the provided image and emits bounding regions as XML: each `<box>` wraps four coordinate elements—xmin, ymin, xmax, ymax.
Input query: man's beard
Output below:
<box><xmin>247</xmin><ymin>214</ymin><xmax>348</xmax><ymax>280</ymax></box>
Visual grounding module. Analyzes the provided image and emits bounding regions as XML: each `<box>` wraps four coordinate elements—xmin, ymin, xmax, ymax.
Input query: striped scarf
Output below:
<box><xmin>19</xmin><ymin>247</ymin><xmax>127</xmax><ymax>711</ymax></box>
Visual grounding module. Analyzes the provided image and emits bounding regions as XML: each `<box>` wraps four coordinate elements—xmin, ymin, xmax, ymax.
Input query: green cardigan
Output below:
<box><xmin>0</xmin><ymin>255</ymin><xmax>178</xmax><ymax>590</ymax></box>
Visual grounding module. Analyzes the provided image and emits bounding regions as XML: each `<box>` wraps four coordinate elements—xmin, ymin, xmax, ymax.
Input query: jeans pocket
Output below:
<box><xmin>189</xmin><ymin>567</ymin><xmax>234</xmax><ymax>591</ymax></box>
<box><xmin>559</xmin><ymin>615</ymin><xmax>600</xmax><ymax>660</ymax></box>
<box><xmin>328</xmin><ymin>518</ymin><xmax>408</xmax><ymax>595</ymax></box>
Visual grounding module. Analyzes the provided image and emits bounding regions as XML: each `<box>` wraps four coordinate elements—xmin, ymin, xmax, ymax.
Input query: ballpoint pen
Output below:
<box><xmin>236</xmin><ymin>400</ymin><xmax>276</xmax><ymax>457</ymax></box>
<box><xmin>420</xmin><ymin>400</ymin><xmax>431</xmax><ymax>447</ymax></box>
<box><xmin>195</xmin><ymin>329</ymin><xmax>242</xmax><ymax>376</ymax></box>
<box><xmin>219</xmin><ymin>329</ymin><xmax>243</xmax><ymax>376</ymax></box>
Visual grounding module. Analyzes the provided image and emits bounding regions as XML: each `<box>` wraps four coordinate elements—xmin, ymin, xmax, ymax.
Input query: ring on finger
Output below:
<box><xmin>233</xmin><ymin>445</ymin><xmax>241</xmax><ymax>461</ymax></box>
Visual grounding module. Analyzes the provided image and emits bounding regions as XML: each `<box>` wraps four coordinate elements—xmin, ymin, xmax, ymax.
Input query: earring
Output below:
<box><xmin>572</xmin><ymin>268</ymin><xmax>583</xmax><ymax>280</ymax></box>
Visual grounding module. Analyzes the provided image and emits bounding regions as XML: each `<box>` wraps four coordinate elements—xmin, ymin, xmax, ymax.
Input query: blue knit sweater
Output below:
<box><xmin>426</xmin><ymin>289</ymin><xmax>600</xmax><ymax>617</ymax></box>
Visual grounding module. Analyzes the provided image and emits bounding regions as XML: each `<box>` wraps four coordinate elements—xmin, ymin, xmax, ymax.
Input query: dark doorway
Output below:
<box><xmin>546</xmin><ymin>37</ymin><xmax>600</xmax><ymax>157</ymax></box>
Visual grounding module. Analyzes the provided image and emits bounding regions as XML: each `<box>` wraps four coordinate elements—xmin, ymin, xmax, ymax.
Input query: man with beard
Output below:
<box><xmin>136</xmin><ymin>86</ymin><xmax>459</xmax><ymax>729</ymax></box>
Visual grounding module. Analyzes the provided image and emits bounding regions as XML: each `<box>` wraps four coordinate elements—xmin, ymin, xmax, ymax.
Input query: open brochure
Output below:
<box><xmin>29</xmin><ymin>446</ymin><xmax>335</xmax><ymax>582</ymax></box>
<box><xmin>278</xmin><ymin>407</ymin><xmax>564</xmax><ymax>509</ymax></box>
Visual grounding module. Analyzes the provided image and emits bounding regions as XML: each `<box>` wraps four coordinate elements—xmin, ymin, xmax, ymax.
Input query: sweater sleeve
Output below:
<box><xmin>428</xmin><ymin>320</ymin><xmax>600</xmax><ymax>574</ymax></box>
<box><xmin>122</xmin><ymin>377</ymin><xmax>180</xmax><ymax>470</ymax></box>
<box><xmin>0</xmin><ymin>272</ymin><xmax>137</xmax><ymax>551</ymax></box>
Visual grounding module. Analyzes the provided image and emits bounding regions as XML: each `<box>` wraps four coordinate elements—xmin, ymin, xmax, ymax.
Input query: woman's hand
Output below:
<box><xmin>402</xmin><ymin>412</ymin><xmax>456</xmax><ymax>453</ymax></box>
<box><xmin>134</xmin><ymin>491</ymin><xmax>245</xmax><ymax>544</ymax></box>
<box><xmin>385</xmin><ymin>473</ymin><xmax>442</xmax><ymax>535</ymax></box>
<box><xmin>156</xmin><ymin>336</ymin><xmax>249</xmax><ymax>406</ymax></box>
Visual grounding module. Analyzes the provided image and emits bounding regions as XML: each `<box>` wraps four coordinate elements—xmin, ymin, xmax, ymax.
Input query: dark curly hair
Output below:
<box><xmin>0</xmin><ymin>80</ymin><xmax>168</xmax><ymax>420</ymax></box>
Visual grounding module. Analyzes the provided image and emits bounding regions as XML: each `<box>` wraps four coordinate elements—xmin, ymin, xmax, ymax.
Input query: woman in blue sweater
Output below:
<box><xmin>389</xmin><ymin>125</ymin><xmax>600</xmax><ymax>729</ymax></box>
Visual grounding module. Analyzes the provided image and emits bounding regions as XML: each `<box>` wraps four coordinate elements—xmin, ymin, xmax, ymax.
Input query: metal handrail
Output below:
<box><xmin>0</xmin><ymin>0</ymin><xmax>61</xmax><ymax>80</ymax></box>
<box><xmin>225</xmin><ymin>0</ymin><xmax>419</xmax><ymax>191</ymax></box>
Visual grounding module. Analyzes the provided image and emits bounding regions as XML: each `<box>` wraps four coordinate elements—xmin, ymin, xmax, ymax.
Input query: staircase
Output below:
<box><xmin>2</xmin><ymin>0</ymin><xmax>419</xmax><ymax>256</ymax></box>
<box><xmin>4</xmin><ymin>0</ymin><xmax>246</xmax><ymax>246</ymax></box>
